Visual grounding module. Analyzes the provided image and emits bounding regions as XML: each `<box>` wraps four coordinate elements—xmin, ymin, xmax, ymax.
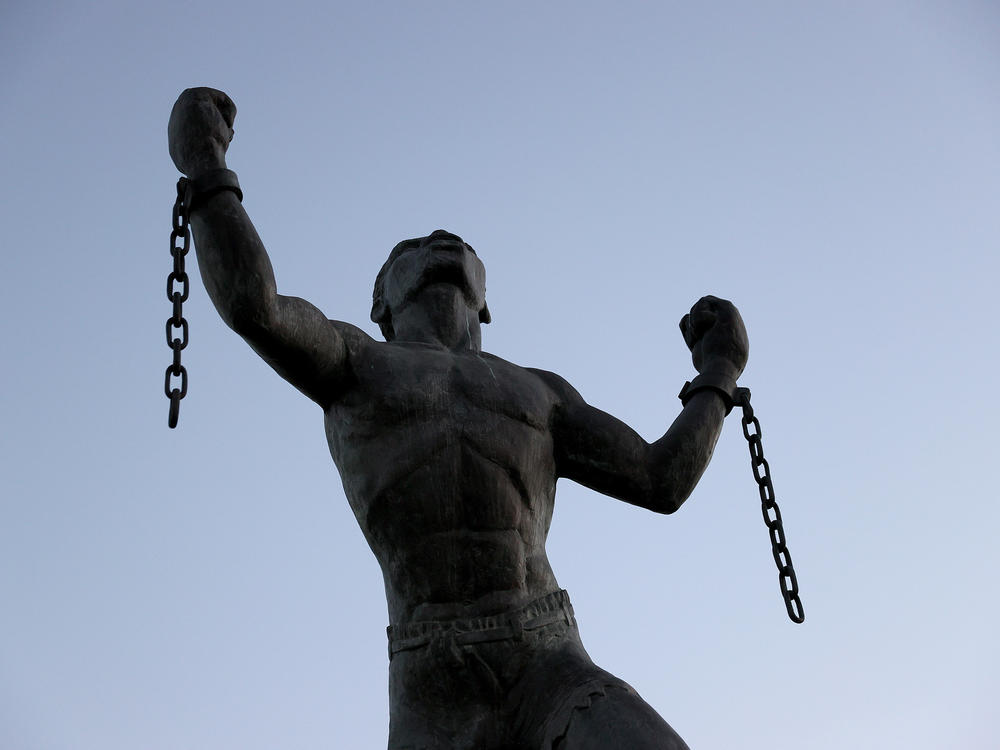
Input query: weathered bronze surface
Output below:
<box><xmin>169</xmin><ymin>87</ymin><xmax>749</xmax><ymax>749</ymax></box>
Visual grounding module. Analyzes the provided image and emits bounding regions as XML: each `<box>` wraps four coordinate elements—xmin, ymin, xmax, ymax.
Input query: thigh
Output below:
<box><xmin>388</xmin><ymin>645</ymin><xmax>501</xmax><ymax>750</ymax></box>
<box><xmin>553</xmin><ymin>685</ymin><xmax>690</xmax><ymax>750</ymax></box>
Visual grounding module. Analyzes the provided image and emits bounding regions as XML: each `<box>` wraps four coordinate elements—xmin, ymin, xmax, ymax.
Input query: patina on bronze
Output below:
<box><xmin>168</xmin><ymin>87</ymin><xmax>753</xmax><ymax>749</ymax></box>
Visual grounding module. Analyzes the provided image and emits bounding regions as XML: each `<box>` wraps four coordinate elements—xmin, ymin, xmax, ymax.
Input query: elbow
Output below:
<box><xmin>226</xmin><ymin>300</ymin><xmax>277</xmax><ymax>338</ymax></box>
<box><xmin>642</xmin><ymin>477</ymin><xmax>691</xmax><ymax>515</ymax></box>
<box><xmin>642</xmin><ymin>444</ymin><xmax>703</xmax><ymax>514</ymax></box>
<box><xmin>648</xmin><ymin>492</ymin><xmax>685</xmax><ymax>515</ymax></box>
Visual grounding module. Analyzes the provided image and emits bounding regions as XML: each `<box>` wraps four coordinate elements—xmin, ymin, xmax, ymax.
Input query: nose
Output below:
<box><xmin>426</xmin><ymin>229</ymin><xmax>464</xmax><ymax>244</ymax></box>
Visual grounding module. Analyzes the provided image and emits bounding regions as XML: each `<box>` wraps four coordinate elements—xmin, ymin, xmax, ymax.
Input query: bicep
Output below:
<box><xmin>532</xmin><ymin>368</ymin><xmax>655</xmax><ymax>506</ymax></box>
<box><xmin>238</xmin><ymin>294</ymin><xmax>358</xmax><ymax>407</ymax></box>
<box><xmin>553</xmin><ymin>397</ymin><xmax>655</xmax><ymax>506</ymax></box>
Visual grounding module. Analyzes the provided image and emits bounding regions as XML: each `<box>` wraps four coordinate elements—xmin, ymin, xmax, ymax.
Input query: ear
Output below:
<box><xmin>371</xmin><ymin>301</ymin><xmax>394</xmax><ymax>341</ymax></box>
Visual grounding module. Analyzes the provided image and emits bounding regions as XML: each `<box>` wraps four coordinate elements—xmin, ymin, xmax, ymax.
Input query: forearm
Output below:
<box><xmin>643</xmin><ymin>309</ymin><xmax>748</xmax><ymax>513</ymax></box>
<box><xmin>188</xmin><ymin>190</ymin><xmax>279</xmax><ymax>333</ymax></box>
<box><xmin>644</xmin><ymin>390</ymin><xmax>729</xmax><ymax>513</ymax></box>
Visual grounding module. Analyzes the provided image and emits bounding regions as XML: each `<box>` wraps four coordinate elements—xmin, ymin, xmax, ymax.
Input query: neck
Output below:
<box><xmin>391</xmin><ymin>284</ymin><xmax>482</xmax><ymax>352</ymax></box>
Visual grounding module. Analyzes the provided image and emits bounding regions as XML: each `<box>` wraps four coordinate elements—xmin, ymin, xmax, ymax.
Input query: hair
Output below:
<box><xmin>370</xmin><ymin>237</ymin><xmax>491</xmax><ymax>341</ymax></box>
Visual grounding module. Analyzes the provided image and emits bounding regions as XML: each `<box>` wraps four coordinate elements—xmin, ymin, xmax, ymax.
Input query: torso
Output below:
<box><xmin>324</xmin><ymin>336</ymin><xmax>562</xmax><ymax>624</ymax></box>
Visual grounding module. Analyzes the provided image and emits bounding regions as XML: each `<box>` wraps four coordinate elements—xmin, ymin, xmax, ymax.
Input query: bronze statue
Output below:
<box><xmin>168</xmin><ymin>87</ymin><xmax>750</xmax><ymax>749</ymax></box>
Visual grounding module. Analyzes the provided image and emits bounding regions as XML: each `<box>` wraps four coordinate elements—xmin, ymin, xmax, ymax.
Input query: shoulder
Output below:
<box><xmin>329</xmin><ymin>319</ymin><xmax>378</xmax><ymax>350</ymax></box>
<box><xmin>525</xmin><ymin>366</ymin><xmax>584</xmax><ymax>405</ymax></box>
<box><xmin>327</xmin><ymin>319</ymin><xmax>388</xmax><ymax>374</ymax></box>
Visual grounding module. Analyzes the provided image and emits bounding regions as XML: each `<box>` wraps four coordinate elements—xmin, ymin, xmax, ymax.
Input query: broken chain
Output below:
<box><xmin>734</xmin><ymin>387</ymin><xmax>804</xmax><ymax>623</ymax></box>
<box><xmin>165</xmin><ymin>177</ymin><xmax>191</xmax><ymax>428</ymax></box>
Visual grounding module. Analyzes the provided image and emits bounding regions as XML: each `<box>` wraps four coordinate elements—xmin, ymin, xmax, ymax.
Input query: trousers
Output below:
<box><xmin>385</xmin><ymin>590</ymin><xmax>689</xmax><ymax>750</ymax></box>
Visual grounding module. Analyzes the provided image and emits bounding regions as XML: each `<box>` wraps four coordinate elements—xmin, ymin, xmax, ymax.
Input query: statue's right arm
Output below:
<box><xmin>188</xmin><ymin>191</ymin><xmax>352</xmax><ymax>407</ymax></box>
<box><xmin>169</xmin><ymin>88</ymin><xmax>355</xmax><ymax>408</ymax></box>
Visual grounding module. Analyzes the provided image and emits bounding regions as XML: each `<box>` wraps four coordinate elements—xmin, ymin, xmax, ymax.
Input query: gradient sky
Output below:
<box><xmin>2</xmin><ymin>2</ymin><xmax>998</xmax><ymax>748</ymax></box>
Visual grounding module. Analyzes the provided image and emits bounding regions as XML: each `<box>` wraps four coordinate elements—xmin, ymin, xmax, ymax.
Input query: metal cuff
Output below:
<box><xmin>183</xmin><ymin>168</ymin><xmax>242</xmax><ymax>210</ymax></box>
<box><xmin>678</xmin><ymin>373</ymin><xmax>739</xmax><ymax>415</ymax></box>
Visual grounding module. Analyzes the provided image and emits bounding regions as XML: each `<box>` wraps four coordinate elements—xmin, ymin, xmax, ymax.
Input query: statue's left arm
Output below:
<box><xmin>539</xmin><ymin>296</ymin><xmax>749</xmax><ymax>514</ymax></box>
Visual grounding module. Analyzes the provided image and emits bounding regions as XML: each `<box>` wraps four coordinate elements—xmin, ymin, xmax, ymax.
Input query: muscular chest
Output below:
<box><xmin>344</xmin><ymin>345</ymin><xmax>551</xmax><ymax>435</ymax></box>
<box><xmin>324</xmin><ymin>344</ymin><xmax>558</xmax><ymax>535</ymax></box>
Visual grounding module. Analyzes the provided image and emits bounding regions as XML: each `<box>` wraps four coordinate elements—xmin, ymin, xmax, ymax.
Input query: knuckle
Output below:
<box><xmin>715</xmin><ymin>301</ymin><xmax>736</xmax><ymax>317</ymax></box>
<box><xmin>691</xmin><ymin>307</ymin><xmax>715</xmax><ymax>324</ymax></box>
<box><xmin>694</xmin><ymin>296</ymin><xmax>717</xmax><ymax>312</ymax></box>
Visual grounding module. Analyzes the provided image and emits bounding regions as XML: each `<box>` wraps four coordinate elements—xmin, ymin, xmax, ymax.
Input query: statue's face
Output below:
<box><xmin>382</xmin><ymin>230</ymin><xmax>487</xmax><ymax>316</ymax></box>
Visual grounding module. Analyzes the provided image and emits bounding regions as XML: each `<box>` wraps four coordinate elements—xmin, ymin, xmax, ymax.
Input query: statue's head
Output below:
<box><xmin>371</xmin><ymin>230</ymin><xmax>491</xmax><ymax>341</ymax></box>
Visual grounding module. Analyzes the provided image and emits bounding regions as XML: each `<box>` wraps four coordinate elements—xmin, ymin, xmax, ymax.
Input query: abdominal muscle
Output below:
<box><xmin>357</xmin><ymin>452</ymin><xmax>561</xmax><ymax>624</ymax></box>
<box><xmin>385</xmin><ymin>527</ymin><xmax>559</xmax><ymax>623</ymax></box>
<box><xmin>323</xmin><ymin>347</ymin><xmax>562</xmax><ymax>624</ymax></box>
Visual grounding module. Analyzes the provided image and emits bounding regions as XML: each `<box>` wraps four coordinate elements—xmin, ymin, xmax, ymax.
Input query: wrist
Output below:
<box><xmin>182</xmin><ymin>168</ymin><xmax>242</xmax><ymax>212</ymax></box>
<box><xmin>184</xmin><ymin>157</ymin><xmax>228</xmax><ymax>181</ymax></box>
<box><xmin>678</xmin><ymin>371</ymin><xmax>739</xmax><ymax>415</ymax></box>
<box><xmin>697</xmin><ymin>358</ymin><xmax>743</xmax><ymax>381</ymax></box>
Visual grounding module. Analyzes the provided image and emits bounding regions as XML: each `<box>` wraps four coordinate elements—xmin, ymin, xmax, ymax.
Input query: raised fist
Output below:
<box><xmin>679</xmin><ymin>296</ymin><xmax>749</xmax><ymax>378</ymax></box>
<box><xmin>168</xmin><ymin>87</ymin><xmax>236</xmax><ymax>178</ymax></box>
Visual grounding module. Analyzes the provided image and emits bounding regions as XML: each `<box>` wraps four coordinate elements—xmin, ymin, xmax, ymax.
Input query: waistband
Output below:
<box><xmin>387</xmin><ymin>589</ymin><xmax>576</xmax><ymax>658</ymax></box>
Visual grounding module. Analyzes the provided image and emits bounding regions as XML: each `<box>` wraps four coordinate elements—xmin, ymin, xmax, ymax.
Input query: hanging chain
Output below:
<box><xmin>734</xmin><ymin>387</ymin><xmax>804</xmax><ymax>623</ymax></box>
<box><xmin>165</xmin><ymin>178</ymin><xmax>191</xmax><ymax>428</ymax></box>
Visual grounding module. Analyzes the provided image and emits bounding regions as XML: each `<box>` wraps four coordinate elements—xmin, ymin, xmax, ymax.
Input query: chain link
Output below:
<box><xmin>165</xmin><ymin>178</ymin><xmax>191</xmax><ymax>428</ymax></box>
<box><xmin>734</xmin><ymin>387</ymin><xmax>804</xmax><ymax>623</ymax></box>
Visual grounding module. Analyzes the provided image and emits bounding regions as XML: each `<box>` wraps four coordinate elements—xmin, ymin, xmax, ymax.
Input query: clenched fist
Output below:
<box><xmin>168</xmin><ymin>87</ymin><xmax>236</xmax><ymax>178</ymax></box>
<box><xmin>679</xmin><ymin>295</ymin><xmax>749</xmax><ymax>379</ymax></box>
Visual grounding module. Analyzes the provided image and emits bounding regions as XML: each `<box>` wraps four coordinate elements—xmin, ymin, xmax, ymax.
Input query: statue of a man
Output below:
<box><xmin>169</xmin><ymin>87</ymin><xmax>749</xmax><ymax>750</ymax></box>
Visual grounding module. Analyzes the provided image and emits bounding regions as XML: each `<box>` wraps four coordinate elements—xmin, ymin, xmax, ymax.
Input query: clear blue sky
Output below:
<box><xmin>2</xmin><ymin>2</ymin><xmax>998</xmax><ymax>748</ymax></box>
